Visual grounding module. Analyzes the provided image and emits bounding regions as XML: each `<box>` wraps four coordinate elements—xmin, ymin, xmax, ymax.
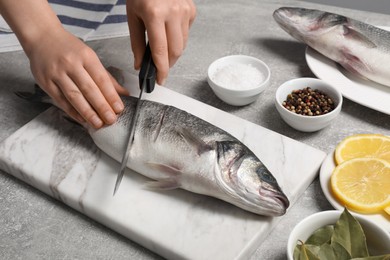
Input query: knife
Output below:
<box><xmin>113</xmin><ymin>43</ymin><xmax>156</xmax><ymax>196</ymax></box>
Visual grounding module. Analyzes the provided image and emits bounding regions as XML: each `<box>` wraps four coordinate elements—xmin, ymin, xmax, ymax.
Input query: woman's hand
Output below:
<box><xmin>27</xmin><ymin>29</ymin><xmax>129</xmax><ymax>128</ymax></box>
<box><xmin>127</xmin><ymin>0</ymin><xmax>196</xmax><ymax>85</ymax></box>
<box><xmin>0</xmin><ymin>0</ymin><xmax>129</xmax><ymax>129</ymax></box>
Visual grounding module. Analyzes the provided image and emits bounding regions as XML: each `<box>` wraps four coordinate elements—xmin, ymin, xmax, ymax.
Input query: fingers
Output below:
<box><xmin>46</xmin><ymin>67</ymin><xmax>127</xmax><ymax>129</ymax></box>
<box><xmin>127</xmin><ymin>0</ymin><xmax>196</xmax><ymax>86</ymax></box>
<box><xmin>65</xmin><ymin>64</ymin><xmax>128</xmax><ymax>128</ymax></box>
<box><xmin>166</xmin><ymin>18</ymin><xmax>184</xmax><ymax>68</ymax></box>
<box><xmin>27</xmin><ymin>28</ymin><xmax>127</xmax><ymax>129</ymax></box>
<box><xmin>107</xmin><ymin>70</ymin><xmax>129</xmax><ymax>96</ymax></box>
<box><xmin>43</xmin><ymin>81</ymin><xmax>85</xmax><ymax>124</ymax></box>
<box><xmin>144</xmin><ymin>19</ymin><xmax>169</xmax><ymax>85</ymax></box>
<box><xmin>127</xmin><ymin>14</ymin><xmax>146</xmax><ymax>70</ymax></box>
<box><xmin>53</xmin><ymin>74</ymin><xmax>106</xmax><ymax>128</ymax></box>
<box><xmin>83</xmin><ymin>61</ymin><xmax>125</xmax><ymax>114</ymax></box>
<box><xmin>183</xmin><ymin>0</ymin><xmax>196</xmax><ymax>49</ymax></box>
<box><xmin>48</xmin><ymin>63</ymin><xmax>127</xmax><ymax>129</ymax></box>
<box><xmin>188</xmin><ymin>0</ymin><xmax>197</xmax><ymax>27</ymax></box>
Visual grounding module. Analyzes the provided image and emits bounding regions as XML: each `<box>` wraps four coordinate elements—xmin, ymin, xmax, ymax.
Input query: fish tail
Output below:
<box><xmin>15</xmin><ymin>84</ymin><xmax>54</xmax><ymax>105</ymax></box>
<box><xmin>16</xmin><ymin>84</ymin><xmax>84</xmax><ymax>128</ymax></box>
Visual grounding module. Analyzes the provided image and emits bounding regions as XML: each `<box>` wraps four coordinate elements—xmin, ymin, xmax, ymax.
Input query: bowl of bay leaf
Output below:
<box><xmin>287</xmin><ymin>209</ymin><xmax>390</xmax><ymax>260</ymax></box>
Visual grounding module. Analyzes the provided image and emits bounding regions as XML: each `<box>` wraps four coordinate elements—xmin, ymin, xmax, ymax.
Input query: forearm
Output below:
<box><xmin>0</xmin><ymin>0</ymin><xmax>63</xmax><ymax>55</ymax></box>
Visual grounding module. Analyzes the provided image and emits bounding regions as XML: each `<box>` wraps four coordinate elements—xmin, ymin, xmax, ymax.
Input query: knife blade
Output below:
<box><xmin>113</xmin><ymin>43</ymin><xmax>156</xmax><ymax>196</ymax></box>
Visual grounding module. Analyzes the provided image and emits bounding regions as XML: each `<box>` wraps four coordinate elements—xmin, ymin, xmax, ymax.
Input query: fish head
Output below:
<box><xmin>216</xmin><ymin>141</ymin><xmax>289</xmax><ymax>216</ymax></box>
<box><xmin>273</xmin><ymin>7</ymin><xmax>347</xmax><ymax>42</ymax></box>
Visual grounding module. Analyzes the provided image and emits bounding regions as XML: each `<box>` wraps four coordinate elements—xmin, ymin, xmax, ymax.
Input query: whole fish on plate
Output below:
<box><xmin>273</xmin><ymin>7</ymin><xmax>390</xmax><ymax>87</ymax></box>
<box><xmin>17</xmin><ymin>88</ymin><xmax>290</xmax><ymax>217</ymax></box>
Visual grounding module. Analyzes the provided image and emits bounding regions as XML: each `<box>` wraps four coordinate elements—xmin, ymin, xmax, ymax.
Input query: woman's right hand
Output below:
<box><xmin>127</xmin><ymin>0</ymin><xmax>196</xmax><ymax>85</ymax></box>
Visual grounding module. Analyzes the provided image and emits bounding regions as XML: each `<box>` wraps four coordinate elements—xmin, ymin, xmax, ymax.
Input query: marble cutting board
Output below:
<box><xmin>0</xmin><ymin>72</ymin><xmax>326</xmax><ymax>260</ymax></box>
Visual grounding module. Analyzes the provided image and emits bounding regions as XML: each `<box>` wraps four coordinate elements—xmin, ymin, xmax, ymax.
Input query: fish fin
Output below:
<box><xmin>342</xmin><ymin>25</ymin><xmax>376</xmax><ymax>48</ymax></box>
<box><xmin>146</xmin><ymin>162</ymin><xmax>182</xmax><ymax>177</ymax></box>
<box><xmin>339</xmin><ymin>62</ymin><xmax>359</xmax><ymax>75</ymax></box>
<box><xmin>177</xmin><ymin>127</ymin><xmax>213</xmax><ymax>156</ymax></box>
<box><xmin>144</xmin><ymin>162</ymin><xmax>182</xmax><ymax>190</ymax></box>
<box><xmin>340</xmin><ymin>51</ymin><xmax>372</xmax><ymax>77</ymax></box>
<box><xmin>144</xmin><ymin>178</ymin><xmax>180</xmax><ymax>190</ymax></box>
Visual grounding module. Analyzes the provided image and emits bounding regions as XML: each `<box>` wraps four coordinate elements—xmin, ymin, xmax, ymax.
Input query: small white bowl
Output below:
<box><xmin>275</xmin><ymin>78</ymin><xmax>342</xmax><ymax>132</ymax></box>
<box><xmin>287</xmin><ymin>210</ymin><xmax>390</xmax><ymax>260</ymax></box>
<box><xmin>207</xmin><ymin>55</ymin><xmax>271</xmax><ymax>106</ymax></box>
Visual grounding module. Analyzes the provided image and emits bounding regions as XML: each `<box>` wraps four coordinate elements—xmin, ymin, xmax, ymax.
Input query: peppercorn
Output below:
<box><xmin>282</xmin><ymin>87</ymin><xmax>335</xmax><ymax>116</ymax></box>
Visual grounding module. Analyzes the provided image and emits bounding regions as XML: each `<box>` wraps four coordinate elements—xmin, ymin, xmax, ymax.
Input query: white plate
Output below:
<box><xmin>320</xmin><ymin>151</ymin><xmax>390</xmax><ymax>232</ymax></box>
<box><xmin>305</xmin><ymin>28</ymin><xmax>390</xmax><ymax>115</ymax></box>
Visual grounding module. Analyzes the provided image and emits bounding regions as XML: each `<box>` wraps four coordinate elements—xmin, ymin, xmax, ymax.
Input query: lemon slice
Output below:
<box><xmin>334</xmin><ymin>134</ymin><xmax>390</xmax><ymax>165</ymax></box>
<box><xmin>331</xmin><ymin>157</ymin><xmax>390</xmax><ymax>213</ymax></box>
<box><xmin>385</xmin><ymin>206</ymin><xmax>390</xmax><ymax>216</ymax></box>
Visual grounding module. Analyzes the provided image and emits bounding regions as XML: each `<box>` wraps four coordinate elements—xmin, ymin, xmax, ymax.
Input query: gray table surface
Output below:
<box><xmin>1</xmin><ymin>0</ymin><xmax>389</xmax><ymax>259</ymax></box>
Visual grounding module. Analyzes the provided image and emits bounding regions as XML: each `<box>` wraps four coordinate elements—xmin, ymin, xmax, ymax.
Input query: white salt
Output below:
<box><xmin>211</xmin><ymin>63</ymin><xmax>265</xmax><ymax>90</ymax></box>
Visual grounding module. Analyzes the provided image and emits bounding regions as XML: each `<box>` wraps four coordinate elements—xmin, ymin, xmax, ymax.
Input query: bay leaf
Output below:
<box><xmin>331</xmin><ymin>208</ymin><xmax>369</xmax><ymax>258</ymax></box>
<box><xmin>331</xmin><ymin>240</ymin><xmax>352</xmax><ymax>260</ymax></box>
<box><xmin>304</xmin><ymin>244</ymin><xmax>321</xmax><ymax>257</ymax></box>
<box><xmin>317</xmin><ymin>243</ymin><xmax>337</xmax><ymax>259</ymax></box>
<box><xmin>294</xmin><ymin>244</ymin><xmax>302</xmax><ymax>260</ymax></box>
<box><xmin>317</xmin><ymin>241</ymin><xmax>351</xmax><ymax>260</ymax></box>
<box><xmin>297</xmin><ymin>243</ymin><xmax>321</xmax><ymax>260</ymax></box>
<box><xmin>306</xmin><ymin>225</ymin><xmax>334</xmax><ymax>246</ymax></box>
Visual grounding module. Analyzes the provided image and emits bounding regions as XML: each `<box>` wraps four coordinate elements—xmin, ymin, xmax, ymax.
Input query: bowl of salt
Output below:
<box><xmin>207</xmin><ymin>55</ymin><xmax>270</xmax><ymax>106</ymax></box>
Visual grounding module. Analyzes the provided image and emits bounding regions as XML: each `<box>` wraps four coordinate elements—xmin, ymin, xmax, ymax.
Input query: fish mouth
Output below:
<box><xmin>273</xmin><ymin>8</ymin><xmax>304</xmax><ymax>39</ymax></box>
<box><xmin>232</xmin><ymin>163</ymin><xmax>290</xmax><ymax>216</ymax></box>
<box><xmin>259</xmin><ymin>187</ymin><xmax>290</xmax><ymax>211</ymax></box>
<box><xmin>236</xmin><ymin>187</ymin><xmax>289</xmax><ymax>216</ymax></box>
<box><xmin>273</xmin><ymin>7</ymin><xmax>295</xmax><ymax>24</ymax></box>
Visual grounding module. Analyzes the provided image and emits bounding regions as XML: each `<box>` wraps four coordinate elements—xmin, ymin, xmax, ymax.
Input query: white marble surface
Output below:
<box><xmin>0</xmin><ymin>73</ymin><xmax>325</xmax><ymax>259</ymax></box>
<box><xmin>3</xmin><ymin>1</ymin><xmax>389</xmax><ymax>259</ymax></box>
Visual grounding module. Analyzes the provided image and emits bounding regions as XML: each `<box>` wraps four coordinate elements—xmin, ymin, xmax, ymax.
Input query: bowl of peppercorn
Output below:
<box><xmin>275</xmin><ymin>78</ymin><xmax>343</xmax><ymax>132</ymax></box>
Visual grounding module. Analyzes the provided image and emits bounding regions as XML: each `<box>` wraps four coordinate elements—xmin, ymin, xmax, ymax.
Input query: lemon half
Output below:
<box><xmin>331</xmin><ymin>157</ymin><xmax>390</xmax><ymax>214</ymax></box>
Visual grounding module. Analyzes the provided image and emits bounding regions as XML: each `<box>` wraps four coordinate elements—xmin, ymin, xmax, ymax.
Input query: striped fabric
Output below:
<box><xmin>0</xmin><ymin>0</ymin><xmax>129</xmax><ymax>53</ymax></box>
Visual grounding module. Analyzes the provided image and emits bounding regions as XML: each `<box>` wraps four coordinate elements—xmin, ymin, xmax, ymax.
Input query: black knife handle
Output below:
<box><xmin>139</xmin><ymin>43</ymin><xmax>157</xmax><ymax>93</ymax></box>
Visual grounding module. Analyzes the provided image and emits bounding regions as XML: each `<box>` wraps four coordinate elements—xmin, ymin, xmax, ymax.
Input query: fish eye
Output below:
<box><xmin>257</xmin><ymin>167</ymin><xmax>276</xmax><ymax>183</ymax></box>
